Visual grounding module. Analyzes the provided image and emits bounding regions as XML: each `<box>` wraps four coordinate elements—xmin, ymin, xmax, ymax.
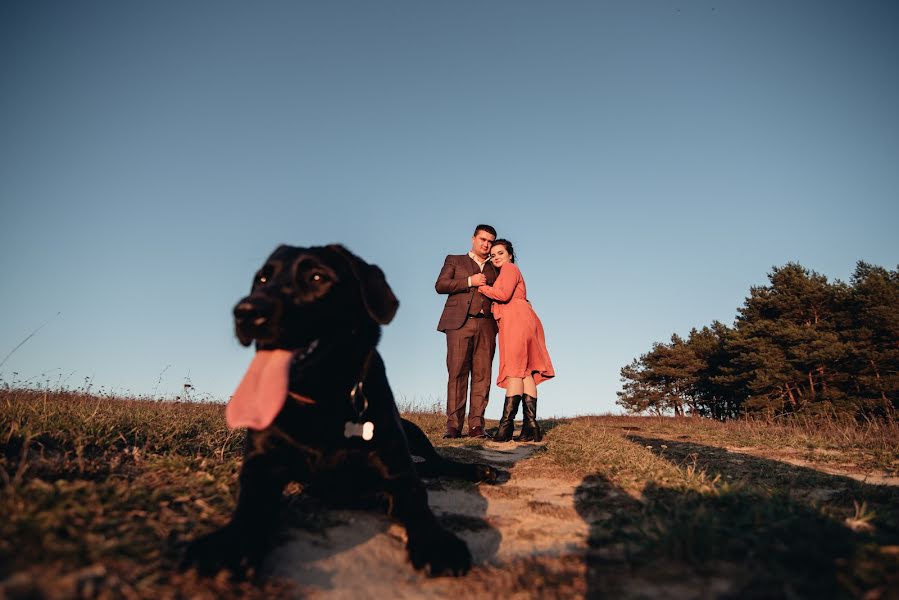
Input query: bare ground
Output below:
<box><xmin>264</xmin><ymin>442</ymin><xmax>592</xmax><ymax>598</ymax></box>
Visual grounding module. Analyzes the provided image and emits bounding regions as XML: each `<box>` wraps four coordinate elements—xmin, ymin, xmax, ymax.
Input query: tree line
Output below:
<box><xmin>617</xmin><ymin>262</ymin><xmax>899</xmax><ymax>419</ymax></box>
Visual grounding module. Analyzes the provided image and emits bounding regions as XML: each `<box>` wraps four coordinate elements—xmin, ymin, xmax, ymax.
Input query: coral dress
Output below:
<box><xmin>478</xmin><ymin>263</ymin><xmax>555</xmax><ymax>389</ymax></box>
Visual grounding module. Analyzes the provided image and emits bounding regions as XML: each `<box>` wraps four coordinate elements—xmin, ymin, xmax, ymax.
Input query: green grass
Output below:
<box><xmin>2</xmin><ymin>390</ymin><xmax>898</xmax><ymax>598</ymax></box>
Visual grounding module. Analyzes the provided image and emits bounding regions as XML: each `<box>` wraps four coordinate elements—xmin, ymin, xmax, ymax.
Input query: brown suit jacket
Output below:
<box><xmin>435</xmin><ymin>254</ymin><xmax>499</xmax><ymax>331</ymax></box>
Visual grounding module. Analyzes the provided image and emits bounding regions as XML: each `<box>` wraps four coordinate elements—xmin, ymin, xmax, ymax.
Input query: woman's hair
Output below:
<box><xmin>491</xmin><ymin>238</ymin><xmax>515</xmax><ymax>263</ymax></box>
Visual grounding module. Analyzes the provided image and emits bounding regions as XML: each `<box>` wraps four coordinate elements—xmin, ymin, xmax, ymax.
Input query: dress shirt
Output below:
<box><xmin>466</xmin><ymin>251</ymin><xmax>488</xmax><ymax>288</ymax></box>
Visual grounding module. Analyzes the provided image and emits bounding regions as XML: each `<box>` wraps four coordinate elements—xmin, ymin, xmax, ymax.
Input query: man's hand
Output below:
<box><xmin>470</xmin><ymin>273</ymin><xmax>486</xmax><ymax>287</ymax></box>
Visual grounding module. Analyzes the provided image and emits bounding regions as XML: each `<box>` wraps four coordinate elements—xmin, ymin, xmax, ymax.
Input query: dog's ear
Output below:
<box><xmin>327</xmin><ymin>245</ymin><xmax>399</xmax><ymax>325</ymax></box>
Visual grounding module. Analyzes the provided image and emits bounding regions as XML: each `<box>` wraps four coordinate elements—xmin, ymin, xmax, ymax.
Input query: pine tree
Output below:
<box><xmin>618</xmin><ymin>261</ymin><xmax>898</xmax><ymax>420</ymax></box>
<box><xmin>730</xmin><ymin>263</ymin><xmax>850</xmax><ymax>415</ymax></box>
<box><xmin>843</xmin><ymin>262</ymin><xmax>899</xmax><ymax>415</ymax></box>
<box><xmin>685</xmin><ymin>322</ymin><xmax>738</xmax><ymax>419</ymax></box>
<box><xmin>617</xmin><ymin>358</ymin><xmax>668</xmax><ymax>415</ymax></box>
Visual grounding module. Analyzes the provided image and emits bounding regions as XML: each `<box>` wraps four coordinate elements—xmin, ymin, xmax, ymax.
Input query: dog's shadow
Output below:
<box><xmin>262</xmin><ymin>451</ymin><xmax>507</xmax><ymax>589</ymax></box>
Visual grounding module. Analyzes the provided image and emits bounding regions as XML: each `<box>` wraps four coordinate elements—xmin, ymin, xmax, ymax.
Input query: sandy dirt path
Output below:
<box><xmin>722</xmin><ymin>446</ymin><xmax>899</xmax><ymax>487</ymax></box>
<box><xmin>265</xmin><ymin>442</ymin><xmax>589</xmax><ymax>598</ymax></box>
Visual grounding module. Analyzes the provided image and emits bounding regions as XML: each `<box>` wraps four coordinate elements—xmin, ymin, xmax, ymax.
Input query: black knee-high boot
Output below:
<box><xmin>493</xmin><ymin>395</ymin><xmax>521</xmax><ymax>442</ymax></box>
<box><xmin>516</xmin><ymin>394</ymin><xmax>542</xmax><ymax>442</ymax></box>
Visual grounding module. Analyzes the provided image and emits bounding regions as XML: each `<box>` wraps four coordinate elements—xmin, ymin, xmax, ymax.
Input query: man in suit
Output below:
<box><xmin>435</xmin><ymin>224</ymin><xmax>499</xmax><ymax>438</ymax></box>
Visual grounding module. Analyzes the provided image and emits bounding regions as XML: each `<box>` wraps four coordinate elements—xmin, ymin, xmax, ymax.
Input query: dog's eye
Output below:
<box><xmin>255</xmin><ymin>265</ymin><xmax>276</xmax><ymax>286</ymax></box>
<box><xmin>309</xmin><ymin>272</ymin><xmax>329</xmax><ymax>284</ymax></box>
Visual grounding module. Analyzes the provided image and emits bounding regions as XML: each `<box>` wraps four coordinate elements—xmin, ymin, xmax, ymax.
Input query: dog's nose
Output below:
<box><xmin>234</xmin><ymin>300</ymin><xmax>269</xmax><ymax>325</ymax></box>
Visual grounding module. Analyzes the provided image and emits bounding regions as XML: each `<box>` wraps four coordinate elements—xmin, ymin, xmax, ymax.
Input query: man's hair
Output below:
<box><xmin>473</xmin><ymin>224</ymin><xmax>497</xmax><ymax>238</ymax></box>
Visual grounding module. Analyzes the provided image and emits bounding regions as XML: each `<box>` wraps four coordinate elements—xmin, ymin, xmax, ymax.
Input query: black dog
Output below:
<box><xmin>183</xmin><ymin>244</ymin><xmax>497</xmax><ymax>578</ymax></box>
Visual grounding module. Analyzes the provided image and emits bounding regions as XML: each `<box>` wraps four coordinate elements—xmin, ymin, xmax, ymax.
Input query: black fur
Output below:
<box><xmin>182</xmin><ymin>244</ymin><xmax>497</xmax><ymax>578</ymax></box>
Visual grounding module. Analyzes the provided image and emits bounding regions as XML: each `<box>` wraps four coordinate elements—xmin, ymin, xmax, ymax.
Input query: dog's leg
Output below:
<box><xmin>182</xmin><ymin>436</ymin><xmax>295</xmax><ymax>577</ymax></box>
<box><xmin>382</xmin><ymin>470</ymin><xmax>472</xmax><ymax>576</ymax></box>
<box><xmin>371</xmin><ymin>426</ymin><xmax>473</xmax><ymax>576</ymax></box>
<box><xmin>358</xmin><ymin>353</ymin><xmax>473</xmax><ymax>576</ymax></box>
<box><xmin>401</xmin><ymin>418</ymin><xmax>497</xmax><ymax>483</ymax></box>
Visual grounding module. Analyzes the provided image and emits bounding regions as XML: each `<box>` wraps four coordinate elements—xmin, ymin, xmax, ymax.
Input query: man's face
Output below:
<box><xmin>470</xmin><ymin>230</ymin><xmax>495</xmax><ymax>259</ymax></box>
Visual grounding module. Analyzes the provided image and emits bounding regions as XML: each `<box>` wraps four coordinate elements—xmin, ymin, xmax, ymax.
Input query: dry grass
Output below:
<box><xmin>581</xmin><ymin>414</ymin><xmax>899</xmax><ymax>475</ymax></box>
<box><xmin>2</xmin><ymin>390</ymin><xmax>898</xmax><ymax>598</ymax></box>
<box><xmin>526</xmin><ymin>417</ymin><xmax>899</xmax><ymax>598</ymax></box>
<box><xmin>0</xmin><ymin>389</ymin><xmax>280</xmax><ymax>598</ymax></box>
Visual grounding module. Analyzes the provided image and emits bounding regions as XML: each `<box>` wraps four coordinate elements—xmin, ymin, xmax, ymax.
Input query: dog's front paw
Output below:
<box><xmin>407</xmin><ymin>526</ymin><xmax>471</xmax><ymax>576</ymax></box>
<box><xmin>473</xmin><ymin>463</ymin><xmax>498</xmax><ymax>484</ymax></box>
<box><xmin>181</xmin><ymin>526</ymin><xmax>255</xmax><ymax>578</ymax></box>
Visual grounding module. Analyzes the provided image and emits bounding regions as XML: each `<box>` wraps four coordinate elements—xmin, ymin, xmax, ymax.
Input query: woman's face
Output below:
<box><xmin>489</xmin><ymin>244</ymin><xmax>511</xmax><ymax>267</ymax></box>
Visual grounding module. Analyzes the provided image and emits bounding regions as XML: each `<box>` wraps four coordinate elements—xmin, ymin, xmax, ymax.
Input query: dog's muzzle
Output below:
<box><xmin>233</xmin><ymin>296</ymin><xmax>280</xmax><ymax>346</ymax></box>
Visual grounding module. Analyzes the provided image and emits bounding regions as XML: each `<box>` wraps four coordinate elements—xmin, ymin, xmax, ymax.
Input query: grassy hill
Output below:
<box><xmin>2</xmin><ymin>389</ymin><xmax>898</xmax><ymax>598</ymax></box>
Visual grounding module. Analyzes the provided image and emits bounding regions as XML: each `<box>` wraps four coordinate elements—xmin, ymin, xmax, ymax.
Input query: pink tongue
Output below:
<box><xmin>225</xmin><ymin>349</ymin><xmax>293</xmax><ymax>430</ymax></box>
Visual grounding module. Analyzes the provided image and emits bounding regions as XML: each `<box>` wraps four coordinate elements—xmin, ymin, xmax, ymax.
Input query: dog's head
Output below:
<box><xmin>225</xmin><ymin>244</ymin><xmax>398</xmax><ymax>430</ymax></box>
<box><xmin>233</xmin><ymin>244</ymin><xmax>398</xmax><ymax>349</ymax></box>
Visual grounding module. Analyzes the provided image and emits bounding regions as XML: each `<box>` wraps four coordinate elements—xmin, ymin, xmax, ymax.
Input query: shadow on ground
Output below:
<box><xmin>262</xmin><ymin>445</ymin><xmax>509</xmax><ymax>594</ymax></box>
<box><xmin>575</xmin><ymin>436</ymin><xmax>899</xmax><ymax>598</ymax></box>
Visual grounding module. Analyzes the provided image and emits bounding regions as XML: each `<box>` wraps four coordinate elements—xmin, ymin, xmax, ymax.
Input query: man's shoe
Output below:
<box><xmin>468</xmin><ymin>426</ymin><xmax>487</xmax><ymax>438</ymax></box>
<box><xmin>443</xmin><ymin>427</ymin><xmax>462</xmax><ymax>439</ymax></box>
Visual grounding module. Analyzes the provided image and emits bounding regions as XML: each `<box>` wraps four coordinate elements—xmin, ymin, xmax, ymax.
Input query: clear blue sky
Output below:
<box><xmin>1</xmin><ymin>1</ymin><xmax>897</xmax><ymax>418</ymax></box>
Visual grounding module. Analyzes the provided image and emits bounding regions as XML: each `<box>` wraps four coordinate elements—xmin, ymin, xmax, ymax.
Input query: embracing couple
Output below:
<box><xmin>435</xmin><ymin>224</ymin><xmax>555</xmax><ymax>442</ymax></box>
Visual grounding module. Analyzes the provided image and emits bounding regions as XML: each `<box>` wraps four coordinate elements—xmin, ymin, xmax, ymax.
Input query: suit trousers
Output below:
<box><xmin>445</xmin><ymin>316</ymin><xmax>497</xmax><ymax>431</ymax></box>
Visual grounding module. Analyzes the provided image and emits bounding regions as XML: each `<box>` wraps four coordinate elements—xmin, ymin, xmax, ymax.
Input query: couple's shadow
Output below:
<box><xmin>575</xmin><ymin>434</ymin><xmax>899</xmax><ymax>598</ymax></box>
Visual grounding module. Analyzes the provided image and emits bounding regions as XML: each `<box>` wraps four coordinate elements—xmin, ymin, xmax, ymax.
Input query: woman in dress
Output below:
<box><xmin>477</xmin><ymin>239</ymin><xmax>554</xmax><ymax>442</ymax></box>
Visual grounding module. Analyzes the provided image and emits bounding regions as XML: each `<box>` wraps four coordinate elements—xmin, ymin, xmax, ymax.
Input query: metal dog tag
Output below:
<box><xmin>344</xmin><ymin>421</ymin><xmax>375</xmax><ymax>441</ymax></box>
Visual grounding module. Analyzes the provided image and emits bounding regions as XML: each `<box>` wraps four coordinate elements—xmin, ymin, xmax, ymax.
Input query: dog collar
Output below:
<box><xmin>285</xmin><ymin>336</ymin><xmax>376</xmax><ymax>441</ymax></box>
<box><xmin>287</xmin><ymin>391</ymin><xmax>315</xmax><ymax>405</ymax></box>
<box><xmin>345</xmin><ymin>349</ymin><xmax>376</xmax><ymax>441</ymax></box>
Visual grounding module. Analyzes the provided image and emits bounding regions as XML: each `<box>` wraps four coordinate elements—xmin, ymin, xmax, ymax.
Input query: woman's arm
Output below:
<box><xmin>478</xmin><ymin>264</ymin><xmax>519</xmax><ymax>302</ymax></box>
